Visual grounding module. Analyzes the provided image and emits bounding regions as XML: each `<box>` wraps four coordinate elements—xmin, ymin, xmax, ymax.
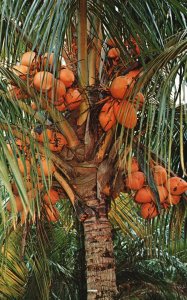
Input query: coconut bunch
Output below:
<box><xmin>10</xmin><ymin>51</ymin><xmax>82</xmax><ymax>112</ymax></box>
<box><xmin>107</xmin><ymin>35</ymin><xmax>141</xmax><ymax>64</ymax></box>
<box><xmin>5</xmin><ymin>137</ymin><xmax>62</xmax><ymax>223</ymax></box>
<box><xmin>7</xmin><ymin>184</ymin><xmax>61</xmax><ymax>223</ymax></box>
<box><xmin>98</xmin><ymin>35</ymin><xmax>143</xmax><ymax>132</ymax></box>
<box><xmin>124</xmin><ymin>158</ymin><xmax>187</xmax><ymax>219</ymax></box>
<box><xmin>98</xmin><ymin>70</ymin><xmax>145</xmax><ymax>131</ymax></box>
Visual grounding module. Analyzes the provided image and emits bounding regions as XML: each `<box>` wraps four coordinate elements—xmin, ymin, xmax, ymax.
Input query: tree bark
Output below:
<box><xmin>82</xmin><ymin>196</ymin><xmax>118</xmax><ymax>300</ymax></box>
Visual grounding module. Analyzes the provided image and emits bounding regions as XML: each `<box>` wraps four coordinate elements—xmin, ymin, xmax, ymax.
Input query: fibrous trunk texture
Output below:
<box><xmin>83</xmin><ymin>197</ymin><xmax>117</xmax><ymax>300</ymax></box>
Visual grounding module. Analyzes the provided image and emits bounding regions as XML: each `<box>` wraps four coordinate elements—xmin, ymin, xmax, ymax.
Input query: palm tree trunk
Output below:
<box><xmin>83</xmin><ymin>197</ymin><xmax>118</xmax><ymax>300</ymax></box>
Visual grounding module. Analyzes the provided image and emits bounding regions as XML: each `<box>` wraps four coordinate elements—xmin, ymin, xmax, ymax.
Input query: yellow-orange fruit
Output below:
<box><xmin>12</xmin><ymin>65</ymin><xmax>29</xmax><ymax>80</ymax></box>
<box><xmin>64</xmin><ymin>88</ymin><xmax>81</xmax><ymax>110</ymax></box>
<box><xmin>106</xmin><ymin>38</ymin><xmax>117</xmax><ymax>47</ymax></box>
<box><xmin>21</xmin><ymin>51</ymin><xmax>36</xmax><ymax>67</ymax></box>
<box><xmin>135</xmin><ymin>187</ymin><xmax>153</xmax><ymax>203</ymax></box>
<box><xmin>162</xmin><ymin>202</ymin><xmax>170</xmax><ymax>210</ymax></box>
<box><xmin>110</xmin><ymin>70</ymin><xmax>140</xmax><ymax>99</ymax></box>
<box><xmin>156</xmin><ymin>186</ymin><xmax>168</xmax><ymax>203</ymax></box>
<box><xmin>113</xmin><ymin>100</ymin><xmax>137</xmax><ymax>129</ymax></box>
<box><xmin>6</xmin><ymin>196</ymin><xmax>24</xmax><ymax>212</ymax></box>
<box><xmin>34</xmin><ymin>128</ymin><xmax>53</xmax><ymax>143</ymax></box>
<box><xmin>125</xmin><ymin>157</ymin><xmax>139</xmax><ymax>173</ymax></box>
<box><xmin>99</xmin><ymin>101</ymin><xmax>116</xmax><ymax>131</ymax></box>
<box><xmin>38</xmin><ymin>157</ymin><xmax>56</xmax><ymax>177</ymax></box>
<box><xmin>153</xmin><ymin>165</ymin><xmax>167</xmax><ymax>186</ymax></box>
<box><xmin>108</xmin><ymin>48</ymin><xmax>120</xmax><ymax>58</ymax></box>
<box><xmin>49</xmin><ymin>132</ymin><xmax>67</xmax><ymax>152</ymax></box>
<box><xmin>16</xmin><ymin>139</ymin><xmax>27</xmax><ymax>152</ymax></box>
<box><xmin>44</xmin><ymin>205</ymin><xmax>60</xmax><ymax>222</ymax></box>
<box><xmin>125</xmin><ymin>171</ymin><xmax>145</xmax><ymax>190</ymax></box>
<box><xmin>17</xmin><ymin>158</ymin><xmax>31</xmax><ymax>175</ymax></box>
<box><xmin>59</xmin><ymin>68</ymin><xmax>75</xmax><ymax>88</ymax></box>
<box><xmin>133</xmin><ymin>92</ymin><xmax>145</xmax><ymax>110</ymax></box>
<box><xmin>31</xmin><ymin>101</ymin><xmax>38</xmax><ymax>111</ymax></box>
<box><xmin>166</xmin><ymin>194</ymin><xmax>181</xmax><ymax>205</ymax></box>
<box><xmin>166</xmin><ymin>177</ymin><xmax>187</xmax><ymax>195</ymax></box>
<box><xmin>43</xmin><ymin>189</ymin><xmax>59</xmax><ymax>205</ymax></box>
<box><xmin>140</xmin><ymin>202</ymin><xmax>158</xmax><ymax>219</ymax></box>
<box><xmin>55</xmin><ymin>101</ymin><xmax>67</xmax><ymax>112</ymax></box>
<box><xmin>33</xmin><ymin>71</ymin><xmax>54</xmax><ymax>92</ymax></box>
<box><xmin>48</xmin><ymin>79</ymin><xmax>66</xmax><ymax>105</ymax></box>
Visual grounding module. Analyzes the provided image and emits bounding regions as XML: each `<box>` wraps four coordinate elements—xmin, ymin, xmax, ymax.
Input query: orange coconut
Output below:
<box><xmin>156</xmin><ymin>186</ymin><xmax>168</xmax><ymax>203</ymax></box>
<box><xmin>125</xmin><ymin>157</ymin><xmax>139</xmax><ymax>173</ymax></box>
<box><xmin>162</xmin><ymin>202</ymin><xmax>170</xmax><ymax>210</ymax></box>
<box><xmin>48</xmin><ymin>79</ymin><xmax>66</xmax><ymax>105</ymax></box>
<box><xmin>113</xmin><ymin>100</ymin><xmax>137</xmax><ymax>129</ymax></box>
<box><xmin>44</xmin><ymin>205</ymin><xmax>60</xmax><ymax>222</ymax></box>
<box><xmin>33</xmin><ymin>71</ymin><xmax>54</xmax><ymax>92</ymax></box>
<box><xmin>55</xmin><ymin>101</ymin><xmax>67</xmax><ymax>112</ymax></box>
<box><xmin>31</xmin><ymin>101</ymin><xmax>38</xmax><ymax>111</ymax></box>
<box><xmin>166</xmin><ymin>194</ymin><xmax>181</xmax><ymax>205</ymax></box>
<box><xmin>140</xmin><ymin>202</ymin><xmax>158</xmax><ymax>219</ymax></box>
<box><xmin>153</xmin><ymin>165</ymin><xmax>167</xmax><ymax>186</ymax></box>
<box><xmin>59</xmin><ymin>68</ymin><xmax>75</xmax><ymax>88</ymax></box>
<box><xmin>34</xmin><ymin>128</ymin><xmax>53</xmax><ymax>143</ymax></box>
<box><xmin>38</xmin><ymin>157</ymin><xmax>56</xmax><ymax>177</ymax></box>
<box><xmin>15</xmin><ymin>139</ymin><xmax>27</xmax><ymax>152</ymax></box>
<box><xmin>125</xmin><ymin>171</ymin><xmax>145</xmax><ymax>190</ymax></box>
<box><xmin>106</xmin><ymin>38</ymin><xmax>117</xmax><ymax>47</ymax></box>
<box><xmin>166</xmin><ymin>177</ymin><xmax>187</xmax><ymax>195</ymax></box>
<box><xmin>108</xmin><ymin>48</ymin><xmax>120</xmax><ymax>58</ymax></box>
<box><xmin>135</xmin><ymin>187</ymin><xmax>153</xmax><ymax>203</ymax></box>
<box><xmin>49</xmin><ymin>132</ymin><xmax>67</xmax><ymax>152</ymax></box>
<box><xmin>12</xmin><ymin>65</ymin><xmax>29</xmax><ymax>80</ymax></box>
<box><xmin>6</xmin><ymin>196</ymin><xmax>24</xmax><ymax>212</ymax></box>
<box><xmin>21</xmin><ymin>51</ymin><xmax>36</xmax><ymax>68</ymax></box>
<box><xmin>110</xmin><ymin>70</ymin><xmax>140</xmax><ymax>99</ymax></box>
<box><xmin>64</xmin><ymin>88</ymin><xmax>81</xmax><ymax>110</ymax></box>
<box><xmin>43</xmin><ymin>189</ymin><xmax>60</xmax><ymax>205</ymax></box>
<box><xmin>132</xmin><ymin>92</ymin><xmax>145</xmax><ymax>110</ymax></box>
<box><xmin>99</xmin><ymin>101</ymin><xmax>116</xmax><ymax>131</ymax></box>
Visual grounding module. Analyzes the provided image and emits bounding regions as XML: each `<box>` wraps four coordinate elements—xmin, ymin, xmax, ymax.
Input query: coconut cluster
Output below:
<box><xmin>124</xmin><ymin>158</ymin><xmax>187</xmax><ymax>219</ymax></box>
<box><xmin>106</xmin><ymin>35</ymin><xmax>140</xmax><ymax>64</ymax></box>
<box><xmin>97</xmin><ymin>36</ymin><xmax>143</xmax><ymax>132</ymax></box>
<box><xmin>98</xmin><ymin>70</ymin><xmax>144</xmax><ymax>131</ymax></box>
<box><xmin>10</xmin><ymin>51</ymin><xmax>82</xmax><ymax>112</ymax></box>
<box><xmin>6</xmin><ymin>136</ymin><xmax>62</xmax><ymax>223</ymax></box>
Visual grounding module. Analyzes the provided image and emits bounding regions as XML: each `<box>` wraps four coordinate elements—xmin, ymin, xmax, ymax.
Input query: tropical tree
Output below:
<box><xmin>0</xmin><ymin>0</ymin><xmax>187</xmax><ymax>299</ymax></box>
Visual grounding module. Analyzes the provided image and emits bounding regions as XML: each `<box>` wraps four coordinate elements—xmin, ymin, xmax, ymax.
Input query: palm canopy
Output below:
<box><xmin>0</xmin><ymin>0</ymin><xmax>186</xmax><ymax>299</ymax></box>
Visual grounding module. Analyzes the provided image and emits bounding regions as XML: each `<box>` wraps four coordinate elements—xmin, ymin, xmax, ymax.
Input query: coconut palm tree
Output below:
<box><xmin>0</xmin><ymin>0</ymin><xmax>187</xmax><ymax>299</ymax></box>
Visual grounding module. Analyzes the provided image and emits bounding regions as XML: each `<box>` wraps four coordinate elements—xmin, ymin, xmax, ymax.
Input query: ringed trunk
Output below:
<box><xmin>82</xmin><ymin>197</ymin><xmax>118</xmax><ymax>299</ymax></box>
